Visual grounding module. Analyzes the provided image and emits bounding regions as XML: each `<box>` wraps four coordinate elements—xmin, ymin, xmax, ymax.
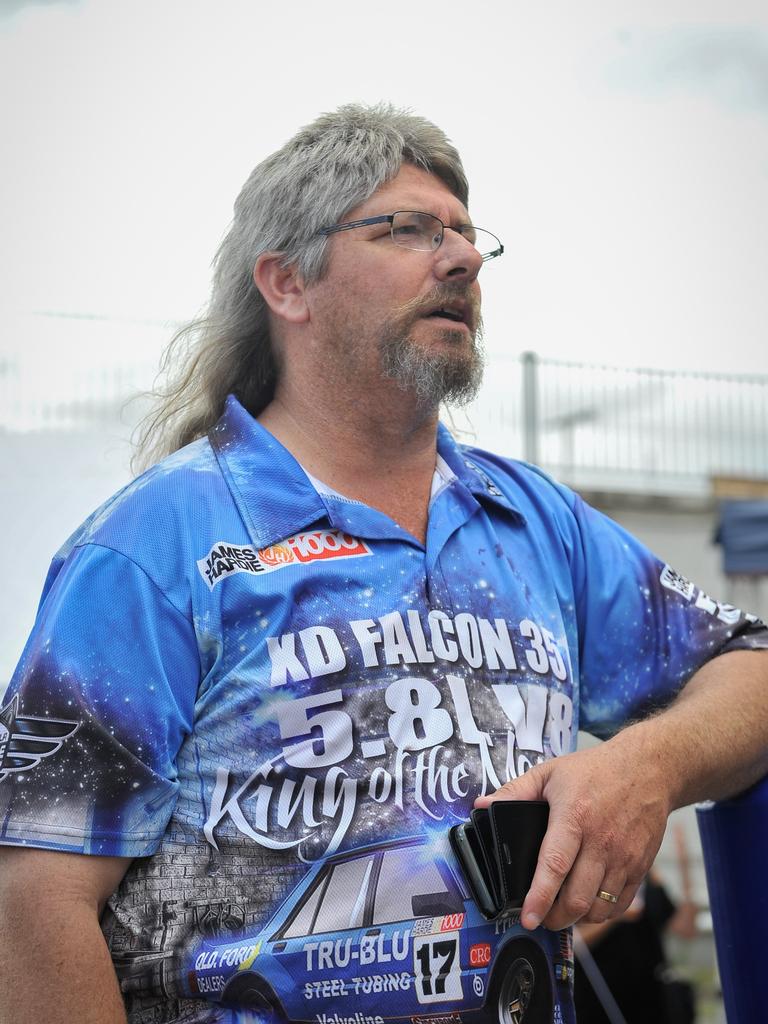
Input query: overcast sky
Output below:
<box><xmin>1</xmin><ymin>0</ymin><xmax>768</xmax><ymax>392</ymax></box>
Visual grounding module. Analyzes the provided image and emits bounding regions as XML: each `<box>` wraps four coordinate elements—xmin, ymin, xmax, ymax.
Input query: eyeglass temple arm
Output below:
<box><xmin>317</xmin><ymin>216</ymin><xmax>393</xmax><ymax>237</ymax></box>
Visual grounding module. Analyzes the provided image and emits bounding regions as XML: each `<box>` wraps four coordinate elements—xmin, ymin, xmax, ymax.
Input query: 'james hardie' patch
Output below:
<box><xmin>198</xmin><ymin>530</ymin><xmax>372</xmax><ymax>590</ymax></box>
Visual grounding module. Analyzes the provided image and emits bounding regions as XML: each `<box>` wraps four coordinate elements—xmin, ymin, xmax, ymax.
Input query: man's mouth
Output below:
<box><xmin>421</xmin><ymin>298</ymin><xmax>476</xmax><ymax>330</ymax></box>
<box><xmin>426</xmin><ymin>308</ymin><xmax>467</xmax><ymax>324</ymax></box>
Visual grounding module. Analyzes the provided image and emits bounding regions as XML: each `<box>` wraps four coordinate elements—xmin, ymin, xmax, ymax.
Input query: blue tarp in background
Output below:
<box><xmin>715</xmin><ymin>500</ymin><xmax>768</xmax><ymax>575</ymax></box>
<box><xmin>705</xmin><ymin>499</ymin><xmax>768</xmax><ymax>1018</ymax></box>
<box><xmin>698</xmin><ymin>778</ymin><xmax>768</xmax><ymax>1023</ymax></box>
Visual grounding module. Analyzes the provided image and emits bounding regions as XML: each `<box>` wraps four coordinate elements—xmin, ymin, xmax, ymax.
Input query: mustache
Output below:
<box><xmin>393</xmin><ymin>285</ymin><xmax>482</xmax><ymax>333</ymax></box>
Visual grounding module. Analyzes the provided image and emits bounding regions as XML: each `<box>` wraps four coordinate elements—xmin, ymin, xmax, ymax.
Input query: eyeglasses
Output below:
<box><xmin>317</xmin><ymin>210</ymin><xmax>504</xmax><ymax>262</ymax></box>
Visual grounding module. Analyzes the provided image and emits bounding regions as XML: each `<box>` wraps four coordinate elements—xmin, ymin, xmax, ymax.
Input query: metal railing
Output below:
<box><xmin>2</xmin><ymin>327</ymin><xmax>766</xmax><ymax>495</ymax></box>
<box><xmin>519</xmin><ymin>353</ymin><xmax>768</xmax><ymax>495</ymax></box>
<box><xmin>0</xmin><ymin>312</ymin><xmax>165</xmax><ymax>434</ymax></box>
<box><xmin>0</xmin><ymin>359</ymin><xmax>155</xmax><ymax>433</ymax></box>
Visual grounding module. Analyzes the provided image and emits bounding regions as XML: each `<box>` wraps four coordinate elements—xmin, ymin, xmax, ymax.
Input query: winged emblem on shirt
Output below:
<box><xmin>0</xmin><ymin>695</ymin><xmax>79</xmax><ymax>783</ymax></box>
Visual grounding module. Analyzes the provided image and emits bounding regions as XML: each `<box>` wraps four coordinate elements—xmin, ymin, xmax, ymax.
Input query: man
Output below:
<box><xmin>0</xmin><ymin>103</ymin><xmax>766</xmax><ymax>1024</ymax></box>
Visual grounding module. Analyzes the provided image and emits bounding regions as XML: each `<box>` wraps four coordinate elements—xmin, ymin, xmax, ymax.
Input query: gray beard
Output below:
<box><xmin>379</xmin><ymin>320</ymin><xmax>485</xmax><ymax>409</ymax></box>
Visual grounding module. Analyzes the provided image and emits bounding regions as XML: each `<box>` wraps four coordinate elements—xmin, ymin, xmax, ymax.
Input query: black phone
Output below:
<box><xmin>449</xmin><ymin>800</ymin><xmax>549</xmax><ymax>919</ymax></box>
<box><xmin>450</xmin><ymin>821</ymin><xmax>497</xmax><ymax>918</ymax></box>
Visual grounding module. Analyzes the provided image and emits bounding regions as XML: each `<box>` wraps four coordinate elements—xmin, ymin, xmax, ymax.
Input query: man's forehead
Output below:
<box><xmin>352</xmin><ymin>164</ymin><xmax>470</xmax><ymax>222</ymax></box>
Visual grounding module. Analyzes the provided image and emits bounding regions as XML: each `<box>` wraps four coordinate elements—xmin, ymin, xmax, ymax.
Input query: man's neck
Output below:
<box><xmin>258</xmin><ymin>383</ymin><xmax>442</xmax><ymax>544</ymax></box>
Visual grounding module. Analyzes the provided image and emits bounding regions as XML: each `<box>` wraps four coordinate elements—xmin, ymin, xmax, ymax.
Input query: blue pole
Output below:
<box><xmin>696</xmin><ymin>777</ymin><xmax>768</xmax><ymax>1021</ymax></box>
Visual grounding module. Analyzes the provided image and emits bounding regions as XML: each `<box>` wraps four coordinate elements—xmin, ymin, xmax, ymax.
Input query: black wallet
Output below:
<box><xmin>449</xmin><ymin>801</ymin><xmax>549</xmax><ymax>919</ymax></box>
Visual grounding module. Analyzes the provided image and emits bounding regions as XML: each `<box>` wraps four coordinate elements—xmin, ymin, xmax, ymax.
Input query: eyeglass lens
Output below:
<box><xmin>390</xmin><ymin>212</ymin><xmax>498</xmax><ymax>259</ymax></box>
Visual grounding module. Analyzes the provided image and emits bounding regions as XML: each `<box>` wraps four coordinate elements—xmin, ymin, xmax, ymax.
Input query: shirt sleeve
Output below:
<box><xmin>567</xmin><ymin>491</ymin><xmax>768</xmax><ymax>739</ymax></box>
<box><xmin>0</xmin><ymin>542</ymin><xmax>200</xmax><ymax>857</ymax></box>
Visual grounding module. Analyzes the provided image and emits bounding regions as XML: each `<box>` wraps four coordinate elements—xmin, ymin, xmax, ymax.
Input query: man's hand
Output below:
<box><xmin>0</xmin><ymin>846</ymin><xmax>132</xmax><ymax>1024</ymax></box>
<box><xmin>476</xmin><ymin>650</ymin><xmax>768</xmax><ymax>933</ymax></box>
<box><xmin>475</xmin><ymin>736</ymin><xmax>670</xmax><ymax>931</ymax></box>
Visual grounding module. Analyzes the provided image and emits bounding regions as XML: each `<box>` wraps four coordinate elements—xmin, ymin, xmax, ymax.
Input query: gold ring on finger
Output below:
<box><xmin>597</xmin><ymin>890</ymin><xmax>619</xmax><ymax>904</ymax></box>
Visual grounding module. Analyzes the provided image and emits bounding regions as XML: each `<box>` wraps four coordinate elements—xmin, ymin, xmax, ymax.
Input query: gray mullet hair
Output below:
<box><xmin>133</xmin><ymin>102</ymin><xmax>469</xmax><ymax>471</ymax></box>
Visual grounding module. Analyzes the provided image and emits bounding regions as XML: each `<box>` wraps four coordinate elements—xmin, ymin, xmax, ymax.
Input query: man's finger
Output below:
<box><xmin>543</xmin><ymin>855</ymin><xmax>608</xmax><ymax>930</ymax></box>
<box><xmin>589</xmin><ymin>874</ymin><xmax>631</xmax><ymax>917</ymax></box>
<box><xmin>520</xmin><ymin>819</ymin><xmax>583</xmax><ymax>929</ymax></box>
<box><xmin>474</xmin><ymin>766</ymin><xmax>549</xmax><ymax>808</ymax></box>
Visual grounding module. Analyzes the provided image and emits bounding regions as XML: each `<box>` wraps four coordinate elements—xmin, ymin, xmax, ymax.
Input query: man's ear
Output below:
<box><xmin>253</xmin><ymin>253</ymin><xmax>309</xmax><ymax>324</ymax></box>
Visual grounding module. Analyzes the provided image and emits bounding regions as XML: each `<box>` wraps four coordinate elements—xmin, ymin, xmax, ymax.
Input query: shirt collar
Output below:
<box><xmin>209</xmin><ymin>396</ymin><xmax>524</xmax><ymax>549</ymax></box>
<box><xmin>435</xmin><ymin>421</ymin><xmax>526</xmax><ymax>523</ymax></box>
<box><xmin>209</xmin><ymin>396</ymin><xmax>329</xmax><ymax>549</ymax></box>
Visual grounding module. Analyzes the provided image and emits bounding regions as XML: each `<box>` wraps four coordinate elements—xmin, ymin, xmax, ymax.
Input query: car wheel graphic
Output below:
<box><xmin>220</xmin><ymin>972</ymin><xmax>285</xmax><ymax>1022</ymax></box>
<box><xmin>492</xmin><ymin>941</ymin><xmax>553</xmax><ymax>1024</ymax></box>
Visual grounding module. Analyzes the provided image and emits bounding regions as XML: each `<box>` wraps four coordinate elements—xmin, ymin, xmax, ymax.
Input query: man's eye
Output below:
<box><xmin>393</xmin><ymin>224</ymin><xmax>421</xmax><ymax>237</ymax></box>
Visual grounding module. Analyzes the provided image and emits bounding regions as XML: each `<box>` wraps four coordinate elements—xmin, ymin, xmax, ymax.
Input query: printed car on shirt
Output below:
<box><xmin>188</xmin><ymin>835</ymin><xmax>573</xmax><ymax>1023</ymax></box>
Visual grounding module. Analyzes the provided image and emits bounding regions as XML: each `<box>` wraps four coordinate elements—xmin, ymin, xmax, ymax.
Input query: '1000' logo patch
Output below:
<box><xmin>198</xmin><ymin>530</ymin><xmax>372</xmax><ymax>589</ymax></box>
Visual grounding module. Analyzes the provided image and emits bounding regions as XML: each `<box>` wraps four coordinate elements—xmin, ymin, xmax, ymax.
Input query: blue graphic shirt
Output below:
<box><xmin>1</xmin><ymin>395</ymin><xmax>765</xmax><ymax>1024</ymax></box>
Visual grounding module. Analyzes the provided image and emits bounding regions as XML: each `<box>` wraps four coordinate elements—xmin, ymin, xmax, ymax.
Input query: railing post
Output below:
<box><xmin>522</xmin><ymin>351</ymin><xmax>539</xmax><ymax>465</ymax></box>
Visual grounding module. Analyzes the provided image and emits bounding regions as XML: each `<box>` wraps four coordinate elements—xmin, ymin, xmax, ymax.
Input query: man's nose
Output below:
<box><xmin>433</xmin><ymin>229</ymin><xmax>484</xmax><ymax>282</ymax></box>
